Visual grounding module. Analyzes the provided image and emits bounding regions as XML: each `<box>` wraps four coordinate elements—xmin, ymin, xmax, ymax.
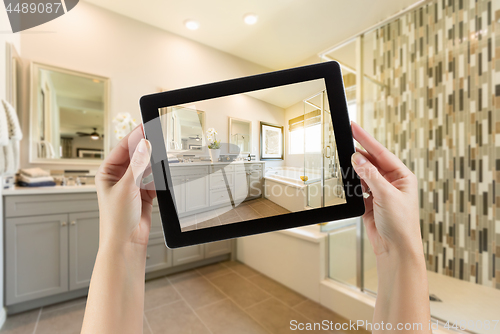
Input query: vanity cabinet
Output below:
<box><xmin>5</xmin><ymin>214</ymin><xmax>69</xmax><ymax>305</ymax></box>
<box><xmin>68</xmin><ymin>212</ymin><xmax>99</xmax><ymax>290</ymax></box>
<box><xmin>4</xmin><ymin>190</ymin><xmax>233</xmax><ymax>312</ymax></box>
<box><xmin>171</xmin><ymin>162</ymin><xmax>265</xmax><ymax>216</ymax></box>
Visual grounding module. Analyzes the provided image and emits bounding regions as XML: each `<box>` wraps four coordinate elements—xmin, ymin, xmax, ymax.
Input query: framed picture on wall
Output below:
<box><xmin>260</xmin><ymin>121</ymin><xmax>284</xmax><ymax>160</ymax></box>
<box><xmin>189</xmin><ymin>144</ymin><xmax>202</xmax><ymax>150</ymax></box>
<box><xmin>76</xmin><ymin>148</ymin><xmax>104</xmax><ymax>159</ymax></box>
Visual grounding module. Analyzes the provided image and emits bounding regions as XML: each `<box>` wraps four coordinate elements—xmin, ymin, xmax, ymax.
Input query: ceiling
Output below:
<box><xmin>83</xmin><ymin>0</ymin><xmax>421</xmax><ymax>70</ymax></box>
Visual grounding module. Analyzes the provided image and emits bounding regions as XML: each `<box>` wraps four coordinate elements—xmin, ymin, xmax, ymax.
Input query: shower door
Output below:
<box><xmin>322</xmin><ymin>93</ymin><xmax>342</xmax><ymax>207</ymax></box>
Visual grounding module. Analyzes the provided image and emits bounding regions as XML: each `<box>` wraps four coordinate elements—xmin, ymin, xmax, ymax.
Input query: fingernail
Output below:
<box><xmin>137</xmin><ymin>139</ymin><xmax>149</xmax><ymax>153</ymax></box>
<box><xmin>351</xmin><ymin>152</ymin><xmax>367</xmax><ymax>166</ymax></box>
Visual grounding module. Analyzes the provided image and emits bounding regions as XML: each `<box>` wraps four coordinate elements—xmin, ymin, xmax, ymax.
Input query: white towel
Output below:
<box><xmin>18</xmin><ymin>174</ymin><xmax>54</xmax><ymax>184</ymax></box>
<box><xmin>1</xmin><ymin>99</ymin><xmax>22</xmax><ymax>174</ymax></box>
<box><xmin>2</xmin><ymin>99</ymin><xmax>22</xmax><ymax>141</ymax></box>
<box><xmin>20</xmin><ymin>167</ymin><xmax>50</xmax><ymax>178</ymax></box>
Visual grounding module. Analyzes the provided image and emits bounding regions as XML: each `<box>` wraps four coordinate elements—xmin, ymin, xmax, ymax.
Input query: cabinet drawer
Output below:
<box><xmin>5</xmin><ymin>193</ymin><xmax>99</xmax><ymax>218</ymax></box>
<box><xmin>205</xmin><ymin>240</ymin><xmax>232</xmax><ymax>258</ymax></box>
<box><xmin>210</xmin><ymin>165</ymin><xmax>234</xmax><ymax>173</ymax></box>
<box><xmin>250</xmin><ymin>163</ymin><xmax>263</xmax><ymax>170</ymax></box>
<box><xmin>172</xmin><ymin>245</ymin><xmax>204</xmax><ymax>266</ymax></box>
<box><xmin>210</xmin><ymin>188</ymin><xmax>233</xmax><ymax>206</ymax></box>
<box><xmin>146</xmin><ymin>238</ymin><xmax>172</xmax><ymax>273</ymax></box>
<box><xmin>170</xmin><ymin>166</ymin><xmax>208</xmax><ymax>176</ymax></box>
<box><xmin>210</xmin><ymin>171</ymin><xmax>234</xmax><ymax>189</ymax></box>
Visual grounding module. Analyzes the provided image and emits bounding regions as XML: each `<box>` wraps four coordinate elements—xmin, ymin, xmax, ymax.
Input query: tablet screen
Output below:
<box><xmin>158</xmin><ymin>78</ymin><xmax>346</xmax><ymax>232</ymax></box>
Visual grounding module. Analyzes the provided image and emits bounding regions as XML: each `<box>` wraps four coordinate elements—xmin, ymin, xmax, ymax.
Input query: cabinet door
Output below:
<box><xmin>69</xmin><ymin>212</ymin><xmax>100</xmax><ymax>290</ymax></box>
<box><xmin>171</xmin><ymin>176</ymin><xmax>186</xmax><ymax>214</ymax></box>
<box><xmin>172</xmin><ymin>245</ymin><xmax>204</xmax><ymax>266</ymax></box>
<box><xmin>249</xmin><ymin>170</ymin><xmax>263</xmax><ymax>198</ymax></box>
<box><xmin>146</xmin><ymin>238</ymin><xmax>172</xmax><ymax>273</ymax></box>
<box><xmin>185</xmin><ymin>174</ymin><xmax>209</xmax><ymax>211</ymax></box>
<box><xmin>234</xmin><ymin>172</ymin><xmax>249</xmax><ymax>201</ymax></box>
<box><xmin>204</xmin><ymin>240</ymin><xmax>232</xmax><ymax>258</ymax></box>
<box><xmin>6</xmin><ymin>214</ymin><xmax>69</xmax><ymax>305</ymax></box>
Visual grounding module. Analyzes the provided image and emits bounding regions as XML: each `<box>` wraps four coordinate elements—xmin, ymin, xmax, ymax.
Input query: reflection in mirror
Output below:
<box><xmin>31</xmin><ymin>63</ymin><xmax>108</xmax><ymax>162</ymax></box>
<box><xmin>229</xmin><ymin>118</ymin><xmax>251</xmax><ymax>154</ymax></box>
<box><xmin>159</xmin><ymin>106</ymin><xmax>205</xmax><ymax>151</ymax></box>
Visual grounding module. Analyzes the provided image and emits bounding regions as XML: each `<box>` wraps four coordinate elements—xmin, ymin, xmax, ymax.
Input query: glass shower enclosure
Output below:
<box><xmin>302</xmin><ymin>91</ymin><xmax>344</xmax><ymax>210</ymax></box>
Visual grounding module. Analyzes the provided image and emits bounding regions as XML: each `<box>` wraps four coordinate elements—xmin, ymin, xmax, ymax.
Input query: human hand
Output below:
<box><xmin>95</xmin><ymin>124</ymin><xmax>156</xmax><ymax>249</ymax></box>
<box><xmin>350</xmin><ymin>122</ymin><xmax>421</xmax><ymax>258</ymax></box>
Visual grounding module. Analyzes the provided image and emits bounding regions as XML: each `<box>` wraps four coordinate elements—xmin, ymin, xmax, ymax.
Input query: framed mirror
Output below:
<box><xmin>30</xmin><ymin>62</ymin><xmax>109</xmax><ymax>164</ymax></box>
<box><xmin>228</xmin><ymin>117</ymin><xmax>251</xmax><ymax>154</ymax></box>
<box><xmin>159</xmin><ymin>106</ymin><xmax>205</xmax><ymax>152</ymax></box>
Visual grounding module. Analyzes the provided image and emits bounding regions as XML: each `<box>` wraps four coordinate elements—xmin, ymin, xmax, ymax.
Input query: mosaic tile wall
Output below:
<box><xmin>367</xmin><ymin>0</ymin><xmax>500</xmax><ymax>288</ymax></box>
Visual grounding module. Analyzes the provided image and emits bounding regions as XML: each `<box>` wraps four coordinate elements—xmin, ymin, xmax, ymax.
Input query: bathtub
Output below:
<box><xmin>264</xmin><ymin>167</ymin><xmax>345</xmax><ymax>211</ymax></box>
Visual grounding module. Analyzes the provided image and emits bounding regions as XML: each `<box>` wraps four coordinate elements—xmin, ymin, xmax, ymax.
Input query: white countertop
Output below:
<box><xmin>2</xmin><ymin>185</ymin><xmax>97</xmax><ymax>196</ymax></box>
<box><xmin>169</xmin><ymin>161</ymin><xmax>263</xmax><ymax>167</ymax></box>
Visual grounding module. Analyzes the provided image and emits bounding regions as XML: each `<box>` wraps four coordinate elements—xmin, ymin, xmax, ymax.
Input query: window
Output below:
<box><xmin>289</xmin><ymin>124</ymin><xmax>322</xmax><ymax>154</ymax></box>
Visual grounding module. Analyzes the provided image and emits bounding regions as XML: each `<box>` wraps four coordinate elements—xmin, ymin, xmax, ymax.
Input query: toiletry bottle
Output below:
<box><xmin>247</xmin><ymin>153</ymin><xmax>251</xmax><ymax>161</ymax></box>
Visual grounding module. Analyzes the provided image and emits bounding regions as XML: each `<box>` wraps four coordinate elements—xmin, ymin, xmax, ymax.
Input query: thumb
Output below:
<box><xmin>123</xmin><ymin>139</ymin><xmax>152</xmax><ymax>188</ymax></box>
<box><xmin>351</xmin><ymin>152</ymin><xmax>392</xmax><ymax>199</ymax></box>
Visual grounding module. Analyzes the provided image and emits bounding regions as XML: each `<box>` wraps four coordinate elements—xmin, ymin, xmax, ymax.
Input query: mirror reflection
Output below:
<box><xmin>32</xmin><ymin>64</ymin><xmax>107</xmax><ymax>161</ymax></box>
<box><xmin>160</xmin><ymin>106</ymin><xmax>205</xmax><ymax>151</ymax></box>
<box><xmin>229</xmin><ymin>118</ymin><xmax>251</xmax><ymax>153</ymax></box>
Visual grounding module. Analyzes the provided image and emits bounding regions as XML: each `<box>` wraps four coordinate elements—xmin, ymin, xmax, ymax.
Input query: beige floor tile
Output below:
<box><xmin>144</xmin><ymin>277</ymin><xmax>181</xmax><ymax>311</ymax></box>
<box><xmin>0</xmin><ymin>309</ymin><xmax>39</xmax><ymax>334</ymax></box>
<box><xmin>196</xmin><ymin>299</ymin><xmax>268</xmax><ymax>334</ymax></box>
<box><xmin>262</xmin><ymin>201</ymin><xmax>290</xmax><ymax>214</ymax></box>
<box><xmin>251</xmin><ymin>274</ymin><xmax>306</xmax><ymax>307</ymax></box>
<box><xmin>197</xmin><ymin>217</ymin><xmax>221</xmax><ymax>229</ymax></box>
<box><xmin>235</xmin><ymin>205</ymin><xmax>261</xmax><ymax>220</ymax></box>
<box><xmin>247</xmin><ymin>298</ymin><xmax>328</xmax><ymax>334</ymax></box>
<box><xmin>249</xmin><ymin>202</ymin><xmax>280</xmax><ymax>217</ymax></box>
<box><xmin>143</xmin><ymin>314</ymin><xmax>152</xmax><ymax>334</ymax></box>
<box><xmin>145</xmin><ymin>300</ymin><xmax>210</xmax><ymax>334</ymax></box>
<box><xmin>293</xmin><ymin>300</ymin><xmax>365</xmax><ymax>333</ymax></box>
<box><xmin>41</xmin><ymin>297</ymin><xmax>87</xmax><ymax>314</ymax></box>
<box><xmin>167</xmin><ymin>269</ymin><xmax>199</xmax><ymax>283</ymax></box>
<box><xmin>168</xmin><ymin>271</ymin><xmax>225</xmax><ymax>309</ymax></box>
<box><xmin>197</xmin><ymin>262</ymin><xmax>232</xmax><ymax>280</ymax></box>
<box><xmin>36</xmin><ymin>303</ymin><xmax>86</xmax><ymax>334</ymax></box>
<box><xmin>210</xmin><ymin>272</ymin><xmax>270</xmax><ymax>309</ymax></box>
<box><xmin>223</xmin><ymin>260</ymin><xmax>260</xmax><ymax>278</ymax></box>
<box><xmin>218</xmin><ymin>210</ymin><xmax>241</xmax><ymax>224</ymax></box>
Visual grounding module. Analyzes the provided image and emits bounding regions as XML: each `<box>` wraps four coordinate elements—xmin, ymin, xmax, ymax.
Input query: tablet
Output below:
<box><xmin>140</xmin><ymin>62</ymin><xmax>364</xmax><ymax>248</ymax></box>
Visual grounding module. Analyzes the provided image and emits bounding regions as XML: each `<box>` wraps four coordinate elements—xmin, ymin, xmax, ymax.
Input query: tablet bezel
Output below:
<box><xmin>140</xmin><ymin>62</ymin><xmax>365</xmax><ymax>248</ymax></box>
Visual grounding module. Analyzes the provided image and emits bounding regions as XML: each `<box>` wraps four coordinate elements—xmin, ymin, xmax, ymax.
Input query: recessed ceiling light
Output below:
<box><xmin>184</xmin><ymin>19</ymin><xmax>200</xmax><ymax>30</ymax></box>
<box><xmin>243</xmin><ymin>13</ymin><xmax>258</xmax><ymax>25</ymax></box>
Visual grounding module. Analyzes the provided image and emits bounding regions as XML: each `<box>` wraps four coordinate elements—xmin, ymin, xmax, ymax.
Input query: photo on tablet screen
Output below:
<box><xmin>158</xmin><ymin>78</ymin><xmax>346</xmax><ymax>232</ymax></box>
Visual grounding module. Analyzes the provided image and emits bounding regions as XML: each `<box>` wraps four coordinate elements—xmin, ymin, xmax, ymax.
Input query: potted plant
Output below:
<box><xmin>206</xmin><ymin>128</ymin><xmax>221</xmax><ymax>162</ymax></box>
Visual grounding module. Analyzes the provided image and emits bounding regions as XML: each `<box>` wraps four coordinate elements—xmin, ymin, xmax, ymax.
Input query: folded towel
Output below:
<box><xmin>18</xmin><ymin>180</ymin><xmax>56</xmax><ymax>187</ymax></box>
<box><xmin>18</xmin><ymin>174</ymin><xmax>55</xmax><ymax>184</ymax></box>
<box><xmin>20</xmin><ymin>167</ymin><xmax>50</xmax><ymax>178</ymax></box>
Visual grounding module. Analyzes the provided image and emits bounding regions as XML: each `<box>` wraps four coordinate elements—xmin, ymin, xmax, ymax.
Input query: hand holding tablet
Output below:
<box><xmin>140</xmin><ymin>62</ymin><xmax>365</xmax><ymax>248</ymax></box>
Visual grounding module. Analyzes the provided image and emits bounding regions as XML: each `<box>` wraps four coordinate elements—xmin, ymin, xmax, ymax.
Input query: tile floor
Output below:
<box><xmin>0</xmin><ymin>261</ymin><xmax>368</xmax><ymax>334</ymax></box>
<box><xmin>180</xmin><ymin>198</ymin><xmax>291</xmax><ymax>232</ymax></box>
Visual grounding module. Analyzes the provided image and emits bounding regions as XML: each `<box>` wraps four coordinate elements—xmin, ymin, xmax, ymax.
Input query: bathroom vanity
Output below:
<box><xmin>170</xmin><ymin>161</ymin><xmax>265</xmax><ymax>218</ymax></box>
<box><xmin>1</xmin><ymin>165</ymin><xmax>265</xmax><ymax>314</ymax></box>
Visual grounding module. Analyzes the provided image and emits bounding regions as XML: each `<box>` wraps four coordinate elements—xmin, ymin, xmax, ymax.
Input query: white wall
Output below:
<box><xmin>185</xmin><ymin>94</ymin><xmax>285</xmax><ymax>167</ymax></box>
<box><xmin>18</xmin><ymin>1</ymin><xmax>272</xmax><ymax>170</ymax></box>
<box><xmin>0</xmin><ymin>5</ymin><xmax>21</xmax><ymax>327</ymax></box>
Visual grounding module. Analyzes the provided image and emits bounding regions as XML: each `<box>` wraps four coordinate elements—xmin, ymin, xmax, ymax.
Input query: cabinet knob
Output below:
<box><xmin>70</xmin><ymin>221</ymin><xmax>76</xmax><ymax>226</ymax></box>
<box><xmin>146</xmin><ymin>254</ymin><xmax>151</xmax><ymax>259</ymax></box>
<box><xmin>61</xmin><ymin>222</ymin><xmax>67</xmax><ymax>227</ymax></box>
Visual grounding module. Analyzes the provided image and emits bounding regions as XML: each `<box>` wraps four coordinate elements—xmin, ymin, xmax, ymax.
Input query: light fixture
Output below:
<box><xmin>92</xmin><ymin>79</ymin><xmax>100</xmax><ymax>83</ymax></box>
<box><xmin>243</xmin><ymin>13</ymin><xmax>258</xmax><ymax>25</ymax></box>
<box><xmin>184</xmin><ymin>19</ymin><xmax>200</xmax><ymax>30</ymax></box>
<box><xmin>90</xmin><ymin>129</ymin><xmax>100</xmax><ymax>140</ymax></box>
